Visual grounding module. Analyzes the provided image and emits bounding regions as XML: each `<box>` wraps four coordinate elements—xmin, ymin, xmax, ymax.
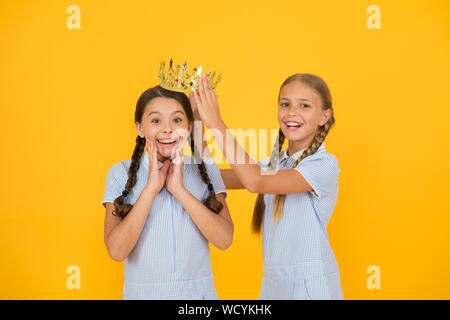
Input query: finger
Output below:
<box><xmin>203</xmin><ymin>75</ymin><xmax>216</xmax><ymax>105</ymax></box>
<box><xmin>207</xmin><ymin>75</ymin><xmax>219</xmax><ymax>102</ymax></box>
<box><xmin>174</xmin><ymin>151</ymin><xmax>180</xmax><ymax>166</ymax></box>
<box><xmin>145</xmin><ymin>138</ymin><xmax>151</xmax><ymax>162</ymax></box>
<box><xmin>160</xmin><ymin>159</ymin><xmax>170</xmax><ymax>176</ymax></box>
<box><xmin>146</xmin><ymin>138</ymin><xmax>154</xmax><ymax>166</ymax></box>
<box><xmin>179</xmin><ymin>141</ymin><xmax>184</xmax><ymax>156</ymax></box>
<box><xmin>151</xmin><ymin>138</ymin><xmax>158</xmax><ymax>169</ymax></box>
<box><xmin>197</xmin><ymin>74</ymin><xmax>207</xmax><ymax>105</ymax></box>
<box><xmin>175</xmin><ymin>138</ymin><xmax>183</xmax><ymax>165</ymax></box>
<box><xmin>175</xmin><ymin>153</ymin><xmax>183</xmax><ymax>175</ymax></box>
<box><xmin>188</xmin><ymin>90</ymin><xmax>194</xmax><ymax>101</ymax></box>
<box><xmin>188</xmin><ymin>93</ymin><xmax>197</xmax><ymax>111</ymax></box>
<box><xmin>205</xmin><ymin>74</ymin><xmax>211</xmax><ymax>90</ymax></box>
<box><xmin>178</xmin><ymin>135</ymin><xmax>184</xmax><ymax>151</ymax></box>
<box><xmin>173</xmin><ymin>148</ymin><xmax>183</xmax><ymax>175</ymax></box>
<box><xmin>206</xmin><ymin>74</ymin><xmax>219</xmax><ymax>99</ymax></box>
<box><xmin>170</xmin><ymin>135</ymin><xmax>182</xmax><ymax>162</ymax></box>
<box><xmin>167</xmin><ymin>162</ymin><xmax>173</xmax><ymax>178</ymax></box>
<box><xmin>201</xmin><ymin>75</ymin><xmax>209</xmax><ymax>100</ymax></box>
<box><xmin>193</xmin><ymin>78</ymin><xmax>199</xmax><ymax>101</ymax></box>
<box><xmin>178</xmin><ymin>143</ymin><xmax>183</xmax><ymax>164</ymax></box>
<box><xmin>204</xmin><ymin>75</ymin><xmax>215</xmax><ymax>102</ymax></box>
<box><xmin>191</xmin><ymin>86</ymin><xmax>201</xmax><ymax>107</ymax></box>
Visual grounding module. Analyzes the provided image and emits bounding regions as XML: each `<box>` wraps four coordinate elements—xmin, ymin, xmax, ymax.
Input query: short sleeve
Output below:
<box><xmin>203</xmin><ymin>157</ymin><xmax>227</xmax><ymax>199</ymax></box>
<box><xmin>102</xmin><ymin>162</ymin><xmax>127</xmax><ymax>208</ymax></box>
<box><xmin>294</xmin><ymin>154</ymin><xmax>340</xmax><ymax>199</ymax></box>
<box><xmin>257</xmin><ymin>157</ymin><xmax>270</xmax><ymax>170</ymax></box>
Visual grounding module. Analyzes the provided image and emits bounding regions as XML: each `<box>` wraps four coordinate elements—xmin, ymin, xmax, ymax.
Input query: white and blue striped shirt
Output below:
<box><xmin>257</xmin><ymin>142</ymin><xmax>344</xmax><ymax>299</ymax></box>
<box><xmin>102</xmin><ymin>149</ymin><xmax>227</xmax><ymax>299</ymax></box>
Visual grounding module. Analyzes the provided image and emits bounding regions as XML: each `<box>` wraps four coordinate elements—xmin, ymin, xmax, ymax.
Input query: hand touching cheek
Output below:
<box><xmin>145</xmin><ymin>137</ymin><xmax>170</xmax><ymax>194</ymax></box>
<box><xmin>166</xmin><ymin>136</ymin><xmax>186</xmax><ymax>197</ymax></box>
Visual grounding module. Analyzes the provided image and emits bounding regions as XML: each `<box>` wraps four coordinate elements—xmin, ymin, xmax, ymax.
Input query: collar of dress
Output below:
<box><xmin>279</xmin><ymin>142</ymin><xmax>326</xmax><ymax>164</ymax></box>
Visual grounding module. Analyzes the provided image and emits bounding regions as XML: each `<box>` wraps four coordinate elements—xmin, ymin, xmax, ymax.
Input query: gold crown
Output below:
<box><xmin>158</xmin><ymin>59</ymin><xmax>222</xmax><ymax>94</ymax></box>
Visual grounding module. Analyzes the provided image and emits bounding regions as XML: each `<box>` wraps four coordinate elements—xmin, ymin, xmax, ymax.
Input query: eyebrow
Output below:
<box><xmin>280</xmin><ymin>97</ymin><xmax>312</xmax><ymax>102</ymax></box>
<box><xmin>148</xmin><ymin>110</ymin><xmax>185</xmax><ymax>116</ymax></box>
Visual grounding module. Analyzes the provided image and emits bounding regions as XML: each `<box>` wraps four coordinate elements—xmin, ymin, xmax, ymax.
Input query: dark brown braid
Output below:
<box><xmin>251</xmin><ymin>73</ymin><xmax>336</xmax><ymax>234</ymax></box>
<box><xmin>112</xmin><ymin>135</ymin><xmax>146</xmax><ymax>219</ymax></box>
<box><xmin>251</xmin><ymin>128</ymin><xmax>285</xmax><ymax>233</ymax></box>
<box><xmin>189</xmin><ymin>129</ymin><xmax>224</xmax><ymax>214</ymax></box>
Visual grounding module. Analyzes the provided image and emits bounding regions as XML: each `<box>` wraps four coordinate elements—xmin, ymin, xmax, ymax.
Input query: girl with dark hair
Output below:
<box><xmin>101</xmin><ymin>85</ymin><xmax>233</xmax><ymax>300</ymax></box>
<box><xmin>192</xmin><ymin>73</ymin><xmax>343</xmax><ymax>300</ymax></box>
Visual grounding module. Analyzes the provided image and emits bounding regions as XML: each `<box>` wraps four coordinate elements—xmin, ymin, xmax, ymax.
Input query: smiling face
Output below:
<box><xmin>278</xmin><ymin>81</ymin><xmax>332</xmax><ymax>153</ymax></box>
<box><xmin>136</xmin><ymin>97</ymin><xmax>192</xmax><ymax>161</ymax></box>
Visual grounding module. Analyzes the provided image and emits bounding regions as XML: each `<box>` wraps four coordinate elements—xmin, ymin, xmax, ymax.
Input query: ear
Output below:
<box><xmin>319</xmin><ymin>109</ymin><xmax>332</xmax><ymax>127</ymax></box>
<box><xmin>188</xmin><ymin>121</ymin><xmax>193</xmax><ymax>133</ymax></box>
<box><xmin>135</xmin><ymin>122</ymin><xmax>145</xmax><ymax>138</ymax></box>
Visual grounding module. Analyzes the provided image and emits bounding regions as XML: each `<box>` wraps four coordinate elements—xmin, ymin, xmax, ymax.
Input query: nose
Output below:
<box><xmin>287</xmin><ymin>104</ymin><xmax>297</xmax><ymax>116</ymax></box>
<box><xmin>161</xmin><ymin>121</ymin><xmax>173</xmax><ymax>134</ymax></box>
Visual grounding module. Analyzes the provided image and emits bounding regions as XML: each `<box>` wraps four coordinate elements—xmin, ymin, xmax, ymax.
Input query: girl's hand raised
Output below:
<box><xmin>190</xmin><ymin>74</ymin><xmax>222</xmax><ymax>128</ymax></box>
<box><xmin>166</xmin><ymin>136</ymin><xmax>186</xmax><ymax>197</ymax></box>
<box><xmin>145</xmin><ymin>137</ymin><xmax>170</xmax><ymax>194</ymax></box>
<box><xmin>188</xmin><ymin>91</ymin><xmax>201</xmax><ymax>120</ymax></box>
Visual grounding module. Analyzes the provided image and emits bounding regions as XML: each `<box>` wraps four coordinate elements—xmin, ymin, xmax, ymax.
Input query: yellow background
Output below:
<box><xmin>1</xmin><ymin>0</ymin><xmax>449</xmax><ymax>299</ymax></box>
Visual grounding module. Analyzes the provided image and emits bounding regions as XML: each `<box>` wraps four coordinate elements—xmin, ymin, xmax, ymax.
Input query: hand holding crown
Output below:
<box><xmin>189</xmin><ymin>80</ymin><xmax>219</xmax><ymax>120</ymax></box>
<box><xmin>190</xmin><ymin>74</ymin><xmax>223</xmax><ymax>129</ymax></box>
<box><xmin>158</xmin><ymin>59</ymin><xmax>222</xmax><ymax>127</ymax></box>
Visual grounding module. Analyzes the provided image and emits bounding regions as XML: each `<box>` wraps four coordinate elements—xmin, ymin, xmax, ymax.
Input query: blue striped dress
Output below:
<box><xmin>102</xmin><ymin>149</ymin><xmax>227</xmax><ymax>300</ymax></box>
<box><xmin>257</xmin><ymin>142</ymin><xmax>344</xmax><ymax>299</ymax></box>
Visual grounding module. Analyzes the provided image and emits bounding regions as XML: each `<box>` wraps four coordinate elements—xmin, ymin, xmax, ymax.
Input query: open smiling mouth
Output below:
<box><xmin>156</xmin><ymin>138</ymin><xmax>178</xmax><ymax>147</ymax></box>
<box><xmin>285</xmin><ymin>121</ymin><xmax>304</xmax><ymax>130</ymax></box>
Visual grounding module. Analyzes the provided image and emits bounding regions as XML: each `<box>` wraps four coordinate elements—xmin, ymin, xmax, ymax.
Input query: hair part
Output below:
<box><xmin>251</xmin><ymin>73</ymin><xmax>336</xmax><ymax>234</ymax></box>
<box><xmin>112</xmin><ymin>85</ymin><xmax>222</xmax><ymax>219</ymax></box>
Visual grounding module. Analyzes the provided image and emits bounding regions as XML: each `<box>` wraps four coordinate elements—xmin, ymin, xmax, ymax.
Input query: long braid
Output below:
<box><xmin>251</xmin><ymin>128</ymin><xmax>285</xmax><ymax>233</ymax></box>
<box><xmin>112</xmin><ymin>135</ymin><xmax>146</xmax><ymax>219</ymax></box>
<box><xmin>272</xmin><ymin>115</ymin><xmax>335</xmax><ymax>221</ymax></box>
<box><xmin>189</xmin><ymin>130</ymin><xmax>224</xmax><ymax>214</ymax></box>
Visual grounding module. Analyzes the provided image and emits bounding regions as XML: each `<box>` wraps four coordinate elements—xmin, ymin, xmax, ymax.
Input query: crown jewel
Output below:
<box><xmin>158</xmin><ymin>59</ymin><xmax>222</xmax><ymax>94</ymax></box>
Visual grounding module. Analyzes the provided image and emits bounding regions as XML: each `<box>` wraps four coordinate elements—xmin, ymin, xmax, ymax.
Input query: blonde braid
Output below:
<box><xmin>251</xmin><ymin>128</ymin><xmax>285</xmax><ymax>234</ymax></box>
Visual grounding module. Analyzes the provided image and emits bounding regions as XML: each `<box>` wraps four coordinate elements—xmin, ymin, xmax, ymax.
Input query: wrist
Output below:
<box><xmin>172</xmin><ymin>186</ymin><xmax>188</xmax><ymax>200</ymax></box>
<box><xmin>207</xmin><ymin>116</ymin><xmax>224</xmax><ymax>130</ymax></box>
<box><xmin>143</xmin><ymin>185</ymin><xmax>159</xmax><ymax>197</ymax></box>
<box><xmin>193</xmin><ymin>110</ymin><xmax>201</xmax><ymax>121</ymax></box>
